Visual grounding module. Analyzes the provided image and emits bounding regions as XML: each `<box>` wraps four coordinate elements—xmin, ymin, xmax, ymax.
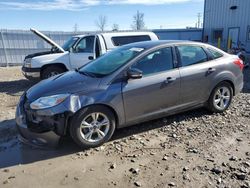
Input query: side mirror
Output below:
<box><xmin>127</xmin><ymin>68</ymin><xmax>143</xmax><ymax>79</ymax></box>
<box><xmin>69</xmin><ymin>47</ymin><xmax>75</xmax><ymax>53</ymax></box>
<box><xmin>88</xmin><ymin>56</ymin><xmax>94</xmax><ymax>60</ymax></box>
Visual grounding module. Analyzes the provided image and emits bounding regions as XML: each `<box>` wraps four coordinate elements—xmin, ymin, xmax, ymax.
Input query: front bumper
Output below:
<box><xmin>15</xmin><ymin>95</ymin><xmax>70</xmax><ymax>148</ymax></box>
<box><xmin>16</xmin><ymin>121</ymin><xmax>61</xmax><ymax>148</ymax></box>
<box><xmin>22</xmin><ymin>66</ymin><xmax>41</xmax><ymax>81</ymax></box>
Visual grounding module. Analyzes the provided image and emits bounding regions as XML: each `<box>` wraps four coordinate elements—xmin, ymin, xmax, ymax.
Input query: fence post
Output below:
<box><xmin>217</xmin><ymin>37</ymin><xmax>221</xmax><ymax>49</ymax></box>
<box><xmin>227</xmin><ymin>37</ymin><xmax>232</xmax><ymax>52</ymax></box>
<box><xmin>0</xmin><ymin>30</ymin><xmax>8</xmax><ymax>67</ymax></box>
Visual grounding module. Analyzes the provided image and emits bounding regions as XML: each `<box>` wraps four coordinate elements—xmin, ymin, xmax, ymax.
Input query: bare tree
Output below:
<box><xmin>95</xmin><ymin>15</ymin><xmax>107</xmax><ymax>31</ymax></box>
<box><xmin>112</xmin><ymin>23</ymin><xmax>119</xmax><ymax>31</ymax></box>
<box><xmin>131</xmin><ymin>10</ymin><xmax>145</xmax><ymax>30</ymax></box>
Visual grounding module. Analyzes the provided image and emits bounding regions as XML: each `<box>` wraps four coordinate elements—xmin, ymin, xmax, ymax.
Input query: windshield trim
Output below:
<box><xmin>62</xmin><ymin>37</ymin><xmax>80</xmax><ymax>51</ymax></box>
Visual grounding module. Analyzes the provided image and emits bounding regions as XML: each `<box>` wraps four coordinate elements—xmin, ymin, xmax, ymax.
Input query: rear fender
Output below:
<box><xmin>208</xmin><ymin>71</ymin><xmax>235</xmax><ymax>98</ymax></box>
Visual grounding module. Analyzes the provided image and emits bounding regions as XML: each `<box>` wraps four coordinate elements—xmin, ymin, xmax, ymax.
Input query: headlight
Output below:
<box><xmin>30</xmin><ymin>94</ymin><xmax>69</xmax><ymax>110</ymax></box>
<box><xmin>24</xmin><ymin>58</ymin><xmax>32</xmax><ymax>68</ymax></box>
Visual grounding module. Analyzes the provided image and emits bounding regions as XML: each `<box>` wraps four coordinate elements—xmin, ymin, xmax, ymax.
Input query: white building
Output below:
<box><xmin>203</xmin><ymin>0</ymin><xmax>250</xmax><ymax>52</ymax></box>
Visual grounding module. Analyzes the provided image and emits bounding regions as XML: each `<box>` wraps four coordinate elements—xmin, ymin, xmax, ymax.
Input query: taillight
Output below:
<box><xmin>234</xmin><ymin>59</ymin><xmax>244</xmax><ymax>71</ymax></box>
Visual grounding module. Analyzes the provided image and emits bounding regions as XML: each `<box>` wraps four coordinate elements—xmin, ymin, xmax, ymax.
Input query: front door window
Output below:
<box><xmin>75</xmin><ymin>36</ymin><xmax>95</xmax><ymax>53</ymax></box>
<box><xmin>131</xmin><ymin>47</ymin><xmax>174</xmax><ymax>76</ymax></box>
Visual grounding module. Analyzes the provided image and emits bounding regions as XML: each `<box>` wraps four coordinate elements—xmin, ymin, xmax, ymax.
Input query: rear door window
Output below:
<box><xmin>177</xmin><ymin>45</ymin><xmax>208</xmax><ymax>67</ymax></box>
<box><xmin>112</xmin><ymin>35</ymin><xmax>151</xmax><ymax>46</ymax></box>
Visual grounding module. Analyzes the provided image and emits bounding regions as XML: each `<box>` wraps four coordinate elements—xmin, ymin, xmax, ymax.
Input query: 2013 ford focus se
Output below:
<box><xmin>16</xmin><ymin>41</ymin><xmax>244</xmax><ymax>148</ymax></box>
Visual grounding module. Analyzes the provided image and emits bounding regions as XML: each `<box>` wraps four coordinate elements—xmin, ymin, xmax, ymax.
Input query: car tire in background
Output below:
<box><xmin>41</xmin><ymin>65</ymin><xmax>65</xmax><ymax>79</ymax></box>
<box><xmin>207</xmin><ymin>82</ymin><xmax>233</xmax><ymax>113</ymax></box>
<box><xmin>70</xmin><ymin>105</ymin><xmax>116</xmax><ymax>149</ymax></box>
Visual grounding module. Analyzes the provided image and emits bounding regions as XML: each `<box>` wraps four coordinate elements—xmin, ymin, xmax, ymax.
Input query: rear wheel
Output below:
<box><xmin>70</xmin><ymin>106</ymin><xmax>116</xmax><ymax>149</ymax></box>
<box><xmin>207</xmin><ymin>82</ymin><xmax>233</xmax><ymax>113</ymax></box>
<box><xmin>41</xmin><ymin>65</ymin><xmax>65</xmax><ymax>79</ymax></box>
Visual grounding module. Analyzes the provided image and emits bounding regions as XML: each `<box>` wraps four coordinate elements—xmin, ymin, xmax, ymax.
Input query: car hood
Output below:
<box><xmin>30</xmin><ymin>28</ymin><xmax>65</xmax><ymax>53</ymax></box>
<box><xmin>26</xmin><ymin>71</ymin><xmax>102</xmax><ymax>102</ymax></box>
<box><xmin>24</xmin><ymin>50</ymin><xmax>61</xmax><ymax>60</ymax></box>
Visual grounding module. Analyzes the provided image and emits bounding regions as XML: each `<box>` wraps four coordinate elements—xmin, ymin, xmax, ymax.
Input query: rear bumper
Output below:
<box><xmin>235</xmin><ymin>73</ymin><xmax>244</xmax><ymax>95</ymax></box>
<box><xmin>22</xmin><ymin>66</ymin><xmax>41</xmax><ymax>81</ymax></box>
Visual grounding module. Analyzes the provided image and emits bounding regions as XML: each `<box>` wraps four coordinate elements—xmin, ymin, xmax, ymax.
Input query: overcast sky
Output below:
<box><xmin>0</xmin><ymin>0</ymin><xmax>204</xmax><ymax>31</ymax></box>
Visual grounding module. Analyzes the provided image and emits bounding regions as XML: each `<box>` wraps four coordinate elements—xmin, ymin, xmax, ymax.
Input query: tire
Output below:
<box><xmin>207</xmin><ymin>82</ymin><xmax>233</xmax><ymax>113</ymax></box>
<box><xmin>41</xmin><ymin>65</ymin><xmax>65</xmax><ymax>79</ymax></box>
<box><xmin>70</xmin><ymin>105</ymin><xmax>116</xmax><ymax>149</ymax></box>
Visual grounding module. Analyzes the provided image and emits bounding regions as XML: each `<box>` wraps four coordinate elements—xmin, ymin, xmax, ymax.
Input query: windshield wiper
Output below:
<box><xmin>75</xmin><ymin>68</ymin><xmax>96</xmax><ymax>78</ymax></box>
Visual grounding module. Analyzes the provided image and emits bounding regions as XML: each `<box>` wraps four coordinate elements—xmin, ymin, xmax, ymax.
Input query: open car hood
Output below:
<box><xmin>30</xmin><ymin>28</ymin><xmax>65</xmax><ymax>53</ymax></box>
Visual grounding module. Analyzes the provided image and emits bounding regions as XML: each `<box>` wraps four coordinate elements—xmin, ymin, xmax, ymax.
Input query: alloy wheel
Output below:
<box><xmin>79</xmin><ymin>112</ymin><xmax>110</xmax><ymax>143</ymax></box>
<box><xmin>213</xmin><ymin>86</ymin><xmax>231</xmax><ymax>111</ymax></box>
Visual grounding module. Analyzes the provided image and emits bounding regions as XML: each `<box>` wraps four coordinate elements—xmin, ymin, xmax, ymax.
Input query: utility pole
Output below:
<box><xmin>197</xmin><ymin>13</ymin><xmax>201</xmax><ymax>28</ymax></box>
<box><xmin>73</xmin><ymin>23</ymin><xmax>78</xmax><ymax>33</ymax></box>
<box><xmin>0</xmin><ymin>30</ymin><xmax>8</xmax><ymax>67</ymax></box>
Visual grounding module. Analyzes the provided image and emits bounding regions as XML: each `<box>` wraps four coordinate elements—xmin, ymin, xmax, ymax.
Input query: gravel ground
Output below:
<box><xmin>0</xmin><ymin>67</ymin><xmax>249</xmax><ymax>188</ymax></box>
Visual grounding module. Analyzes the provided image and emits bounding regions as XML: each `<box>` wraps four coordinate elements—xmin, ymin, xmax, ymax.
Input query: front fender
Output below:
<box><xmin>31</xmin><ymin>52</ymin><xmax>71</xmax><ymax>70</ymax></box>
<box><xmin>64</xmin><ymin>84</ymin><xmax>125</xmax><ymax>129</ymax></box>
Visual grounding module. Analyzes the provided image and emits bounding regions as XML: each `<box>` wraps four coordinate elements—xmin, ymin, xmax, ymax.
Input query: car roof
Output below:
<box><xmin>100</xmin><ymin>31</ymin><xmax>156</xmax><ymax>37</ymax></box>
<box><xmin>73</xmin><ymin>31</ymin><xmax>156</xmax><ymax>38</ymax></box>
<box><xmin>123</xmin><ymin>40</ymin><xmax>206</xmax><ymax>49</ymax></box>
<box><xmin>73</xmin><ymin>35</ymin><xmax>86</xmax><ymax>38</ymax></box>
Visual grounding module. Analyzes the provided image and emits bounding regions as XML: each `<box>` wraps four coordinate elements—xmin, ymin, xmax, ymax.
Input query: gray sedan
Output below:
<box><xmin>16</xmin><ymin>41</ymin><xmax>244</xmax><ymax>148</ymax></box>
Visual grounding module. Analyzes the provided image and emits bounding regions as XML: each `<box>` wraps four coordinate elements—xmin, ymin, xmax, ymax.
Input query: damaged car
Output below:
<box><xmin>22</xmin><ymin>28</ymin><xmax>158</xmax><ymax>81</ymax></box>
<box><xmin>16</xmin><ymin>41</ymin><xmax>244</xmax><ymax>148</ymax></box>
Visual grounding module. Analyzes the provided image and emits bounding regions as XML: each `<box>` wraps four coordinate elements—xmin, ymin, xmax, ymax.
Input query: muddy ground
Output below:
<box><xmin>0</xmin><ymin>67</ymin><xmax>249</xmax><ymax>188</ymax></box>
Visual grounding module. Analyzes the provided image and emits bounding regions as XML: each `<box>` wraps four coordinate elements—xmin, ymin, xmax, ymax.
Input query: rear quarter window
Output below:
<box><xmin>111</xmin><ymin>35</ymin><xmax>151</xmax><ymax>46</ymax></box>
<box><xmin>207</xmin><ymin>48</ymin><xmax>224</xmax><ymax>59</ymax></box>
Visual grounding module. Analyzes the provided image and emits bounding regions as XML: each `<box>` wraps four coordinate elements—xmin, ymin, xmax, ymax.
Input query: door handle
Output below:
<box><xmin>165</xmin><ymin>77</ymin><xmax>176</xmax><ymax>84</ymax></box>
<box><xmin>207</xmin><ymin>68</ymin><xmax>216</xmax><ymax>74</ymax></box>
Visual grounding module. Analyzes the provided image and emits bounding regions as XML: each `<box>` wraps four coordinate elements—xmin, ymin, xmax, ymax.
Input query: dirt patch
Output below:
<box><xmin>0</xmin><ymin>67</ymin><xmax>249</xmax><ymax>188</ymax></box>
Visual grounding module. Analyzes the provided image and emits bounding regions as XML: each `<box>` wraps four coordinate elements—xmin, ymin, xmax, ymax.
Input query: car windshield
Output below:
<box><xmin>79</xmin><ymin>46</ymin><xmax>145</xmax><ymax>77</ymax></box>
<box><xmin>62</xmin><ymin>37</ymin><xmax>79</xmax><ymax>51</ymax></box>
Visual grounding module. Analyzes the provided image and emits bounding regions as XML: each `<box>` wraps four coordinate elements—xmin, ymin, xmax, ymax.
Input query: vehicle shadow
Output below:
<box><xmin>0</xmin><ymin>79</ymin><xmax>35</xmax><ymax>96</ymax></box>
<box><xmin>0</xmin><ymin>108</ymin><xmax>211</xmax><ymax>169</ymax></box>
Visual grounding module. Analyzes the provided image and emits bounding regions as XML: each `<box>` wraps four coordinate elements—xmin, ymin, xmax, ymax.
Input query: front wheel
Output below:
<box><xmin>207</xmin><ymin>82</ymin><xmax>233</xmax><ymax>113</ymax></box>
<box><xmin>70</xmin><ymin>106</ymin><xmax>116</xmax><ymax>149</ymax></box>
<box><xmin>41</xmin><ymin>65</ymin><xmax>65</xmax><ymax>79</ymax></box>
